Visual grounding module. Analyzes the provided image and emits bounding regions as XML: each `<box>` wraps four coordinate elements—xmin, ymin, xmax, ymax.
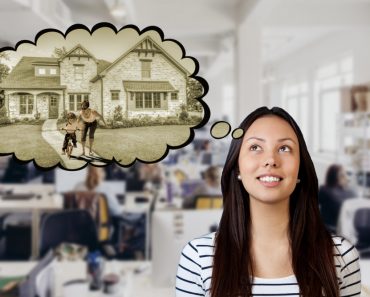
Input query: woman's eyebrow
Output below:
<box><xmin>246</xmin><ymin>137</ymin><xmax>297</xmax><ymax>144</ymax></box>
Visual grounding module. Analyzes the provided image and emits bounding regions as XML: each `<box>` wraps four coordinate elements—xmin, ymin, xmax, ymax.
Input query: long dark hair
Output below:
<box><xmin>211</xmin><ymin>107</ymin><xmax>339</xmax><ymax>297</ymax></box>
<box><xmin>325</xmin><ymin>164</ymin><xmax>343</xmax><ymax>188</ymax></box>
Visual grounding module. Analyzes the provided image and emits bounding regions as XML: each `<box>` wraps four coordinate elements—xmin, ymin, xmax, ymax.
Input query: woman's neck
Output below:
<box><xmin>250</xmin><ymin>198</ymin><xmax>290</xmax><ymax>242</ymax></box>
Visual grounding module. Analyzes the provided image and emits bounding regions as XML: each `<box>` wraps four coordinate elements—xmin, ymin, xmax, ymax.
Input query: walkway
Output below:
<box><xmin>41</xmin><ymin>119</ymin><xmax>105</xmax><ymax>169</ymax></box>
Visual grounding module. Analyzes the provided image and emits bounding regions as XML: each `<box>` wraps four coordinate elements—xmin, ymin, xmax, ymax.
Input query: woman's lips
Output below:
<box><xmin>256</xmin><ymin>175</ymin><xmax>283</xmax><ymax>188</ymax></box>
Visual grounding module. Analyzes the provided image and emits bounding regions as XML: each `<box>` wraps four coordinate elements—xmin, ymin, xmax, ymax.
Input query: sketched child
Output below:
<box><xmin>61</xmin><ymin>112</ymin><xmax>78</xmax><ymax>154</ymax></box>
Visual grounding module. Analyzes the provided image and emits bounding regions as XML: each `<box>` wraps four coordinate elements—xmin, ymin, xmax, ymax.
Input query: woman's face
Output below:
<box><xmin>238</xmin><ymin>115</ymin><xmax>300</xmax><ymax>204</ymax></box>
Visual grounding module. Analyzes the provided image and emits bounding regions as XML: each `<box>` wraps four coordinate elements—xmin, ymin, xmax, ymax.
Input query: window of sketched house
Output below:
<box><xmin>20</xmin><ymin>94</ymin><xmax>34</xmax><ymax>114</ymax></box>
<box><xmin>74</xmin><ymin>65</ymin><xmax>84</xmax><ymax>80</ymax></box>
<box><xmin>135</xmin><ymin>92</ymin><xmax>163</xmax><ymax>109</ymax></box>
<box><xmin>69</xmin><ymin>94</ymin><xmax>88</xmax><ymax>111</ymax></box>
<box><xmin>141</xmin><ymin>60</ymin><xmax>151</xmax><ymax>79</ymax></box>
<box><xmin>111</xmin><ymin>91</ymin><xmax>120</xmax><ymax>100</ymax></box>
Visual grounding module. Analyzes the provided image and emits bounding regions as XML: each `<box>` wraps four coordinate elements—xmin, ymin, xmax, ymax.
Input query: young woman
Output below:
<box><xmin>176</xmin><ymin>107</ymin><xmax>361</xmax><ymax>297</ymax></box>
<box><xmin>78</xmin><ymin>100</ymin><xmax>106</xmax><ymax>156</ymax></box>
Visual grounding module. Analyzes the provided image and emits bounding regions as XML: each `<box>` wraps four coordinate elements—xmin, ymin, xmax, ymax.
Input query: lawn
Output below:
<box><xmin>0</xmin><ymin>124</ymin><xmax>60</xmax><ymax>167</ymax></box>
<box><xmin>0</xmin><ymin>123</ymin><xmax>194</xmax><ymax>167</ymax></box>
<box><xmin>92</xmin><ymin>125</ymin><xmax>193</xmax><ymax>165</ymax></box>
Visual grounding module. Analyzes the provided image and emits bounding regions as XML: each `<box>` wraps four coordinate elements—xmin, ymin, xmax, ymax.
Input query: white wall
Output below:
<box><xmin>263</xmin><ymin>29</ymin><xmax>370</xmax><ymax>184</ymax></box>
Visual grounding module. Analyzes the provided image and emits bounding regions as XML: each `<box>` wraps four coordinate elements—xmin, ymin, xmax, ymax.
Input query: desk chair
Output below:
<box><xmin>195</xmin><ymin>196</ymin><xmax>223</xmax><ymax>209</ymax></box>
<box><xmin>63</xmin><ymin>192</ymin><xmax>117</xmax><ymax>257</ymax></box>
<box><xmin>39</xmin><ymin>210</ymin><xmax>98</xmax><ymax>257</ymax></box>
<box><xmin>63</xmin><ymin>191</ymin><xmax>111</xmax><ymax>243</ymax></box>
<box><xmin>354</xmin><ymin>208</ymin><xmax>370</xmax><ymax>258</ymax></box>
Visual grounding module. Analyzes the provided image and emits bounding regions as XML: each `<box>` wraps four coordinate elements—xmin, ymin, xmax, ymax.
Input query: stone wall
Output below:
<box><xmin>7</xmin><ymin>90</ymin><xmax>63</xmax><ymax>120</ymax></box>
<box><xmin>60</xmin><ymin>56</ymin><xmax>100</xmax><ymax>112</ymax></box>
<box><xmin>101</xmin><ymin>52</ymin><xmax>187</xmax><ymax>120</ymax></box>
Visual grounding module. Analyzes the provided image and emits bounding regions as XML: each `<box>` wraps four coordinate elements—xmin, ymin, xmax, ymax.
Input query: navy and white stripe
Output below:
<box><xmin>176</xmin><ymin>233</ymin><xmax>361</xmax><ymax>297</ymax></box>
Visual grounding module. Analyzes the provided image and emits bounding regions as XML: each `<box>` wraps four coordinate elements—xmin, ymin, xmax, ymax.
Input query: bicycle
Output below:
<box><xmin>60</xmin><ymin>127</ymin><xmax>80</xmax><ymax>159</ymax></box>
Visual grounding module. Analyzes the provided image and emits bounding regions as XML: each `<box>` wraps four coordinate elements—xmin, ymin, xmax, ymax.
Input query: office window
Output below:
<box><xmin>314</xmin><ymin>55</ymin><xmax>353</xmax><ymax>153</ymax></box>
<box><xmin>141</xmin><ymin>60</ymin><xmax>151</xmax><ymax>78</ymax></box>
<box><xmin>282</xmin><ymin>82</ymin><xmax>309</xmax><ymax>140</ymax></box>
<box><xmin>49</xmin><ymin>68</ymin><xmax>57</xmax><ymax>75</ymax></box>
<box><xmin>20</xmin><ymin>94</ymin><xmax>34</xmax><ymax>114</ymax></box>
<box><xmin>111</xmin><ymin>91</ymin><xmax>120</xmax><ymax>101</ymax></box>
<box><xmin>38</xmin><ymin>68</ymin><xmax>46</xmax><ymax>75</ymax></box>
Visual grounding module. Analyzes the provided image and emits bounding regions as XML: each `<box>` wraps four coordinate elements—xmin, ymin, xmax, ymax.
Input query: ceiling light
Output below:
<box><xmin>110</xmin><ymin>0</ymin><xmax>127</xmax><ymax>19</ymax></box>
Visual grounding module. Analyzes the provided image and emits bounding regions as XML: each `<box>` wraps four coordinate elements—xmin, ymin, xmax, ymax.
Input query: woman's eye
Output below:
<box><xmin>250</xmin><ymin>145</ymin><xmax>261</xmax><ymax>151</ymax></box>
<box><xmin>279</xmin><ymin>145</ymin><xmax>291</xmax><ymax>152</ymax></box>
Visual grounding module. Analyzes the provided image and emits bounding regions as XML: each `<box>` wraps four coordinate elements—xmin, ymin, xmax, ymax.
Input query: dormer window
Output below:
<box><xmin>34</xmin><ymin>66</ymin><xmax>59</xmax><ymax>76</ymax></box>
<box><xmin>141</xmin><ymin>60</ymin><xmax>151</xmax><ymax>79</ymax></box>
<box><xmin>74</xmin><ymin>65</ymin><xmax>84</xmax><ymax>80</ymax></box>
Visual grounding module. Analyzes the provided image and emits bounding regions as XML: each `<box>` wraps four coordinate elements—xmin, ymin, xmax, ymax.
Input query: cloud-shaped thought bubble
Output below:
<box><xmin>0</xmin><ymin>23</ymin><xmax>209</xmax><ymax>170</ymax></box>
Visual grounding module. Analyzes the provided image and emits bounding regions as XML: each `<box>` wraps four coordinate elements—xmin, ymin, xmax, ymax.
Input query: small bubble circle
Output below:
<box><xmin>210</xmin><ymin>121</ymin><xmax>231</xmax><ymax>139</ymax></box>
<box><xmin>232</xmin><ymin>128</ymin><xmax>244</xmax><ymax>139</ymax></box>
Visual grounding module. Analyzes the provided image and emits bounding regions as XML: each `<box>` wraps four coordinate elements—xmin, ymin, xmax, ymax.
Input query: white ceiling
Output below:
<box><xmin>0</xmin><ymin>0</ymin><xmax>369</xmax><ymax>72</ymax></box>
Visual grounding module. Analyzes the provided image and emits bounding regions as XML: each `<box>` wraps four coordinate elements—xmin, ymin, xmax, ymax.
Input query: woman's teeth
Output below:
<box><xmin>258</xmin><ymin>176</ymin><xmax>281</xmax><ymax>182</ymax></box>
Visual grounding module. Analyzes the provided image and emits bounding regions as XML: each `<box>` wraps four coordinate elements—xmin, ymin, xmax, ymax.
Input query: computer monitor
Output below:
<box><xmin>151</xmin><ymin>209</ymin><xmax>222</xmax><ymax>287</ymax></box>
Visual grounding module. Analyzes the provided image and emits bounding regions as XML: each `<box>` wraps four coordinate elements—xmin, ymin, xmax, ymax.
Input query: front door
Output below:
<box><xmin>49</xmin><ymin>95</ymin><xmax>59</xmax><ymax>119</ymax></box>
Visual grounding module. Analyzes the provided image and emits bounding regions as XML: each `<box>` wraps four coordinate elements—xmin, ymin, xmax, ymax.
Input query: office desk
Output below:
<box><xmin>0</xmin><ymin>261</ymin><xmax>173</xmax><ymax>297</ymax></box>
<box><xmin>120</xmin><ymin>192</ymin><xmax>154</xmax><ymax>260</ymax></box>
<box><xmin>121</xmin><ymin>191</ymin><xmax>153</xmax><ymax>213</ymax></box>
<box><xmin>0</xmin><ymin>192</ymin><xmax>63</xmax><ymax>259</ymax></box>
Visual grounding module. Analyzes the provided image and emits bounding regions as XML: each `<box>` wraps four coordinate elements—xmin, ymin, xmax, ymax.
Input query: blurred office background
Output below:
<box><xmin>0</xmin><ymin>0</ymin><xmax>370</xmax><ymax>296</ymax></box>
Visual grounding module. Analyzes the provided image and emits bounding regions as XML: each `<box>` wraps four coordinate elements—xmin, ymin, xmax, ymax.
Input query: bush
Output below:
<box><xmin>0</xmin><ymin>106</ymin><xmax>10</xmax><ymax>125</ymax></box>
<box><xmin>0</xmin><ymin>117</ymin><xmax>10</xmax><ymax>125</ymax></box>
<box><xmin>179</xmin><ymin>110</ymin><xmax>189</xmax><ymax>122</ymax></box>
<box><xmin>113</xmin><ymin>105</ymin><xmax>124</xmax><ymax>122</ymax></box>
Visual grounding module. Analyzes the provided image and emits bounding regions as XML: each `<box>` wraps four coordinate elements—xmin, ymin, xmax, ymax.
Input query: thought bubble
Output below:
<box><xmin>232</xmin><ymin>128</ymin><xmax>244</xmax><ymax>139</ymax></box>
<box><xmin>0</xmin><ymin>23</ymin><xmax>209</xmax><ymax>170</ymax></box>
<box><xmin>210</xmin><ymin>121</ymin><xmax>231</xmax><ymax>139</ymax></box>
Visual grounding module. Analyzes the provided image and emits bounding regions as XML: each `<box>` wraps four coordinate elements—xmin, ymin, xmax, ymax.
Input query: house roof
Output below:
<box><xmin>0</xmin><ymin>56</ymin><xmax>111</xmax><ymax>90</ymax></box>
<box><xmin>123</xmin><ymin>80</ymin><xmax>176</xmax><ymax>92</ymax></box>
<box><xmin>97</xmin><ymin>59</ymin><xmax>111</xmax><ymax>74</ymax></box>
<box><xmin>92</xmin><ymin>36</ymin><xmax>190</xmax><ymax>82</ymax></box>
<box><xmin>58</xmin><ymin>44</ymin><xmax>97</xmax><ymax>63</ymax></box>
<box><xmin>0</xmin><ymin>57</ymin><xmax>62</xmax><ymax>89</ymax></box>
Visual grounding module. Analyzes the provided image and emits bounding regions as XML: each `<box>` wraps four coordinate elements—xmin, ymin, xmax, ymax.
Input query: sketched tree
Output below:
<box><xmin>0</xmin><ymin>52</ymin><xmax>10</xmax><ymax>83</ymax></box>
<box><xmin>186</xmin><ymin>78</ymin><xmax>203</xmax><ymax>112</ymax></box>
<box><xmin>52</xmin><ymin>46</ymin><xmax>68</xmax><ymax>58</ymax></box>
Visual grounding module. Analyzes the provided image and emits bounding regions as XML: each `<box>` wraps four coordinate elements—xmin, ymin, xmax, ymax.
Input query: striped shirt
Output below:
<box><xmin>176</xmin><ymin>232</ymin><xmax>361</xmax><ymax>296</ymax></box>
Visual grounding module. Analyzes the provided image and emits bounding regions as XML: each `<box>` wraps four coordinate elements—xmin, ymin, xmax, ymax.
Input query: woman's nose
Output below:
<box><xmin>263</xmin><ymin>153</ymin><xmax>278</xmax><ymax>168</ymax></box>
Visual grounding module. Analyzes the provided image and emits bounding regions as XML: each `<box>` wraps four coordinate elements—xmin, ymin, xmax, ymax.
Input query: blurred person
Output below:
<box><xmin>182</xmin><ymin>166</ymin><xmax>222</xmax><ymax>209</ymax></box>
<box><xmin>318</xmin><ymin>164</ymin><xmax>356</xmax><ymax>233</ymax></box>
<box><xmin>138</xmin><ymin>163</ymin><xmax>163</xmax><ymax>191</ymax></box>
<box><xmin>176</xmin><ymin>107</ymin><xmax>360</xmax><ymax>297</ymax></box>
<box><xmin>75</xmin><ymin>166</ymin><xmax>145</xmax><ymax>259</ymax></box>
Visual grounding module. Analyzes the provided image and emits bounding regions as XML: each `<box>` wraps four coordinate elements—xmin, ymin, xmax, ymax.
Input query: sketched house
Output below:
<box><xmin>0</xmin><ymin>36</ymin><xmax>189</xmax><ymax>120</ymax></box>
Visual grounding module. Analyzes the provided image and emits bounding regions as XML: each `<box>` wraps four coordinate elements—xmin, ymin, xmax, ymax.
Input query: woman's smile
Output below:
<box><xmin>238</xmin><ymin>115</ymin><xmax>300</xmax><ymax>204</ymax></box>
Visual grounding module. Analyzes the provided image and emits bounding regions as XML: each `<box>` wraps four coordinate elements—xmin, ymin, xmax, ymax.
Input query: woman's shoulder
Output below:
<box><xmin>331</xmin><ymin>234</ymin><xmax>361</xmax><ymax>289</ymax></box>
<box><xmin>331</xmin><ymin>234</ymin><xmax>359</xmax><ymax>259</ymax></box>
<box><xmin>182</xmin><ymin>232</ymin><xmax>216</xmax><ymax>256</ymax></box>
